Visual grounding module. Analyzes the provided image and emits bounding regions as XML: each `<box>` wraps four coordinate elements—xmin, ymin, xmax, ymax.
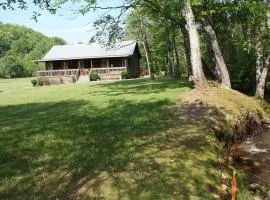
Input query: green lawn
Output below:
<box><xmin>0</xmin><ymin>78</ymin><xmax>224</xmax><ymax>199</ymax></box>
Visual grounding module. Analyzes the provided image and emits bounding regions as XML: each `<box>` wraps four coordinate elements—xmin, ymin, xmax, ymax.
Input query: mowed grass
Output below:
<box><xmin>0</xmin><ymin>78</ymin><xmax>224</xmax><ymax>200</ymax></box>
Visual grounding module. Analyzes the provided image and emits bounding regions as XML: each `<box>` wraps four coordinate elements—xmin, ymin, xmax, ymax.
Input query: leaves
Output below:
<box><xmin>0</xmin><ymin>23</ymin><xmax>65</xmax><ymax>78</ymax></box>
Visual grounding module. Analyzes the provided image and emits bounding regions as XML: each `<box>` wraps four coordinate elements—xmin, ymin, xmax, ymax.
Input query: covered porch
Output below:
<box><xmin>37</xmin><ymin>57</ymin><xmax>128</xmax><ymax>80</ymax></box>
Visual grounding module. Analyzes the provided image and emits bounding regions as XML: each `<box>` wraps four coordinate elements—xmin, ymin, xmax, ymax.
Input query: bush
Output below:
<box><xmin>31</xmin><ymin>79</ymin><xmax>37</xmax><ymax>87</ymax></box>
<box><xmin>121</xmin><ymin>71</ymin><xmax>130</xmax><ymax>79</ymax></box>
<box><xmin>89</xmin><ymin>72</ymin><xmax>100</xmax><ymax>81</ymax></box>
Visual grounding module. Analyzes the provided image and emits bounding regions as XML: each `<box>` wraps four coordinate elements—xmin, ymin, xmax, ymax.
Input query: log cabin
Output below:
<box><xmin>37</xmin><ymin>41</ymin><xmax>141</xmax><ymax>83</ymax></box>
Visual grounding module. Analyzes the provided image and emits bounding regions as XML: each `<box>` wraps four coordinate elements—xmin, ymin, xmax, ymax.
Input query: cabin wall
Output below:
<box><xmin>127</xmin><ymin>50</ymin><xmax>140</xmax><ymax>78</ymax></box>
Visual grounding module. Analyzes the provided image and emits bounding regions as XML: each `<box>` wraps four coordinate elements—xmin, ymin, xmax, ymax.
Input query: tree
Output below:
<box><xmin>183</xmin><ymin>0</ymin><xmax>207</xmax><ymax>88</ymax></box>
<box><xmin>140</xmin><ymin>15</ymin><xmax>155</xmax><ymax>79</ymax></box>
<box><xmin>201</xmin><ymin>17</ymin><xmax>231</xmax><ymax>88</ymax></box>
<box><xmin>0</xmin><ymin>23</ymin><xmax>65</xmax><ymax>78</ymax></box>
<box><xmin>254</xmin><ymin>2</ymin><xmax>270</xmax><ymax>99</ymax></box>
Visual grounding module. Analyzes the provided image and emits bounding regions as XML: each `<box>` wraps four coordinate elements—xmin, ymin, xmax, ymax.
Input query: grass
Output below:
<box><xmin>0</xmin><ymin>77</ymin><xmax>264</xmax><ymax>199</ymax></box>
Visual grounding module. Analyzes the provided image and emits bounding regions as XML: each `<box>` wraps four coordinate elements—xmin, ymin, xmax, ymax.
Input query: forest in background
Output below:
<box><xmin>0</xmin><ymin>22</ymin><xmax>65</xmax><ymax>78</ymax></box>
<box><xmin>123</xmin><ymin>1</ymin><xmax>270</xmax><ymax>97</ymax></box>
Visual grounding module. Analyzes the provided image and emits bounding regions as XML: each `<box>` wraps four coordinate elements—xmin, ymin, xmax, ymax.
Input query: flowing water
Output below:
<box><xmin>231</xmin><ymin>128</ymin><xmax>270</xmax><ymax>185</ymax></box>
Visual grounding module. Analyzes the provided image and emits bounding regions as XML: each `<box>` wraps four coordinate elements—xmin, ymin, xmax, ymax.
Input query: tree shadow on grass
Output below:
<box><xmin>88</xmin><ymin>78</ymin><xmax>193</xmax><ymax>96</ymax></box>
<box><xmin>0</xmin><ymin>98</ymin><xmax>228</xmax><ymax>199</ymax></box>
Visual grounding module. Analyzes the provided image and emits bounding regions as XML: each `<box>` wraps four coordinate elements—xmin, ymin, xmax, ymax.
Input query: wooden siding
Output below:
<box><xmin>127</xmin><ymin>47</ymin><xmax>140</xmax><ymax>78</ymax></box>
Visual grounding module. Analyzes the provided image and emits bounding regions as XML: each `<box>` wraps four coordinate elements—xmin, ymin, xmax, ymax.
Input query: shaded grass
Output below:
<box><xmin>0</xmin><ymin>77</ymin><xmax>260</xmax><ymax>199</ymax></box>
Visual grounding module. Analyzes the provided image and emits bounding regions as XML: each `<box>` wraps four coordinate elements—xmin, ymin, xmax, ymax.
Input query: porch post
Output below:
<box><xmin>122</xmin><ymin>58</ymin><xmax>124</xmax><ymax>67</ymax></box>
<box><xmin>78</xmin><ymin>60</ymin><xmax>81</xmax><ymax>69</ymax></box>
<box><xmin>90</xmin><ymin>59</ymin><xmax>93</xmax><ymax>68</ymax></box>
<box><xmin>107</xmin><ymin>58</ymin><xmax>109</xmax><ymax>68</ymax></box>
<box><xmin>124</xmin><ymin>58</ymin><xmax>128</xmax><ymax>67</ymax></box>
<box><xmin>63</xmin><ymin>61</ymin><xmax>68</xmax><ymax>69</ymax></box>
<box><xmin>36</xmin><ymin>62</ymin><xmax>39</xmax><ymax>77</ymax></box>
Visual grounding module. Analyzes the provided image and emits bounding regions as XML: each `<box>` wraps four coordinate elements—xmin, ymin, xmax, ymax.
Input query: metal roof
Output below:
<box><xmin>39</xmin><ymin>41</ymin><xmax>139</xmax><ymax>62</ymax></box>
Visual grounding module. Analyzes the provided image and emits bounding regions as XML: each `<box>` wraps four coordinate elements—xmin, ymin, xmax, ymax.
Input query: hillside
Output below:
<box><xmin>0</xmin><ymin>23</ymin><xmax>65</xmax><ymax>78</ymax></box>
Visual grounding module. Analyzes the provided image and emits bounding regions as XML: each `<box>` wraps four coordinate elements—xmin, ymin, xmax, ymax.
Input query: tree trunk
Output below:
<box><xmin>255</xmin><ymin>7</ymin><xmax>270</xmax><ymax>100</ymax></box>
<box><xmin>255</xmin><ymin>57</ymin><xmax>269</xmax><ymax>99</ymax></box>
<box><xmin>179</xmin><ymin>23</ymin><xmax>192</xmax><ymax>76</ymax></box>
<box><xmin>202</xmin><ymin>18</ymin><xmax>231</xmax><ymax>88</ymax></box>
<box><xmin>167</xmin><ymin>37</ymin><xmax>174</xmax><ymax>78</ymax></box>
<box><xmin>173</xmin><ymin>36</ymin><xmax>181</xmax><ymax>78</ymax></box>
<box><xmin>255</xmin><ymin>34</ymin><xmax>269</xmax><ymax>99</ymax></box>
<box><xmin>183</xmin><ymin>0</ymin><xmax>208</xmax><ymax>89</ymax></box>
<box><xmin>140</xmin><ymin>14</ymin><xmax>155</xmax><ymax>79</ymax></box>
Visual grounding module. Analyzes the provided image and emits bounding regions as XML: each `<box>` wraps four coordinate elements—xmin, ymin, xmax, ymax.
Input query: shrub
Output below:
<box><xmin>31</xmin><ymin>79</ymin><xmax>37</xmax><ymax>87</ymax></box>
<box><xmin>121</xmin><ymin>71</ymin><xmax>130</xmax><ymax>79</ymax></box>
<box><xmin>89</xmin><ymin>72</ymin><xmax>100</xmax><ymax>81</ymax></box>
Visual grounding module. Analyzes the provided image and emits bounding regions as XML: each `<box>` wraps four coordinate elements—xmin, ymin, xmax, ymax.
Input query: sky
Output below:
<box><xmin>0</xmin><ymin>0</ymin><xmax>126</xmax><ymax>44</ymax></box>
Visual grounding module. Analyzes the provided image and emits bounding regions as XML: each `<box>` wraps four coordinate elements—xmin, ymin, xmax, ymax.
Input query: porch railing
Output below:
<box><xmin>37</xmin><ymin>67</ymin><xmax>126</xmax><ymax>78</ymax></box>
<box><xmin>37</xmin><ymin>69</ymin><xmax>79</xmax><ymax>77</ymax></box>
<box><xmin>90</xmin><ymin>67</ymin><xmax>126</xmax><ymax>75</ymax></box>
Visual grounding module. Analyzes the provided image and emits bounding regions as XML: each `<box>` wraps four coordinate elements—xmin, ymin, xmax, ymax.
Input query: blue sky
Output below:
<box><xmin>0</xmin><ymin>0</ymin><xmax>126</xmax><ymax>44</ymax></box>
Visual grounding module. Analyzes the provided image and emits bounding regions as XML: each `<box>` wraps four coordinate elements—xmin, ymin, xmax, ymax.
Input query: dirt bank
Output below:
<box><xmin>180</xmin><ymin>85</ymin><xmax>269</xmax><ymax>199</ymax></box>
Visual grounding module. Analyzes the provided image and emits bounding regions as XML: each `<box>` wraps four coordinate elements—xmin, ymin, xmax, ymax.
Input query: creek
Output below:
<box><xmin>231</xmin><ymin>127</ymin><xmax>270</xmax><ymax>185</ymax></box>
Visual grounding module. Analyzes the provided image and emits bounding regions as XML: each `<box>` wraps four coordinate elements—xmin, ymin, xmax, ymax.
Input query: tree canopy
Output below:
<box><xmin>0</xmin><ymin>23</ymin><xmax>65</xmax><ymax>78</ymax></box>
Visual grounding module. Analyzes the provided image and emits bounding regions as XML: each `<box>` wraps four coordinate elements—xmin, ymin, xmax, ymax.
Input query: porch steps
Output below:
<box><xmin>77</xmin><ymin>75</ymin><xmax>89</xmax><ymax>83</ymax></box>
<box><xmin>77</xmin><ymin>74</ymin><xmax>121</xmax><ymax>83</ymax></box>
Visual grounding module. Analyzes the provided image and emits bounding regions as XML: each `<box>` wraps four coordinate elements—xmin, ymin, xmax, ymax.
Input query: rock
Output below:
<box><xmin>211</xmin><ymin>193</ymin><xmax>220</xmax><ymax>199</ymax></box>
<box><xmin>254</xmin><ymin>196</ymin><xmax>263</xmax><ymax>200</ymax></box>
<box><xmin>249</xmin><ymin>183</ymin><xmax>260</xmax><ymax>191</ymax></box>
<box><xmin>221</xmin><ymin>184</ymin><xmax>228</xmax><ymax>191</ymax></box>
<box><xmin>253</xmin><ymin>161</ymin><xmax>261</xmax><ymax>167</ymax></box>
<box><xmin>240</xmin><ymin>156</ymin><xmax>251</xmax><ymax>162</ymax></box>
<box><xmin>221</xmin><ymin>173</ymin><xmax>228</xmax><ymax>180</ymax></box>
<box><xmin>220</xmin><ymin>184</ymin><xmax>228</xmax><ymax>196</ymax></box>
<box><xmin>228</xmin><ymin>157</ymin><xmax>234</xmax><ymax>165</ymax></box>
<box><xmin>221</xmin><ymin>173</ymin><xmax>228</xmax><ymax>184</ymax></box>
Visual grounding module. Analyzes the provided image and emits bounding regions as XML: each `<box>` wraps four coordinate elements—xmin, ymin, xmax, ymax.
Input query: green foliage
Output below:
<box><xmin>0</xmin><ymin>23</ymin><xmax>65</xmax><ymax>78</ymax></box>
<box><xmin>89</xmin><ymin>71</ymin><xmax>100</xmax><ymax>81</ymax></box>
<box><xmin>31</xmin><ymin>79</ymin><xmax>37</xmax><ymax>87</ymax></box>
<box><xmin>125</xmin><ymin>8</ymin><xmax>186</xmax><ymax>77</ymax></box>
<box><xmin>235</xmin><ymin>173</ymin><xmax>254</xmax><ymax>200</ymax></box>
<box><xmin>121</xmin><ymin>71</ymin><xmax>130</xmax><ymax>79</ymax></box>
<box><xmin>256</xmin><ymin>185</ymin><xmax>270</xmax><ymax>198</ymax></box>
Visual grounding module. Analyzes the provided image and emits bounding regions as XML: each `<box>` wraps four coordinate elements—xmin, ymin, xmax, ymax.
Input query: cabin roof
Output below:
<box><xmin>39</xmin><ymin>41</ymin><xmax>140</xmax><ymax>62</ymax></box>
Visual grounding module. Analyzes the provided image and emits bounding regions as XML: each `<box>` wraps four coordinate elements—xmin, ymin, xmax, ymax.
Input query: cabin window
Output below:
<box><xmin>52</xmin><ymin>61</ymin><xmax>63</xmax><ymax>70</ymax></box>
<box><xmin>100</xmin><ymin>59</ymin><xmax>108</xmax><ymax>68</ymax></box>
<box><xmin>92</xmin><ymin>59</ymin><xmax>101</xmax><ymax>68</ymax></box>
<box><xmin>109</xmin><ymin>58</ymin><xmax>123</xmax><ymax>67</ymax></box>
